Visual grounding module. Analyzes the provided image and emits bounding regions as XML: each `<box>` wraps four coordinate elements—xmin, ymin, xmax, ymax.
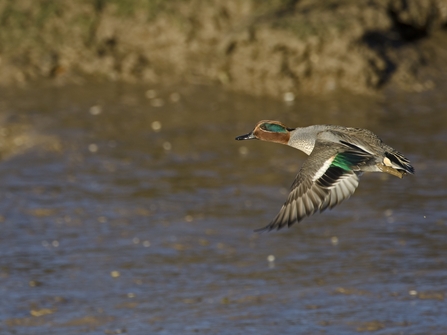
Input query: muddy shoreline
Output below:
<box><xmin>1</xmin><ymin>0</ymin><xmax>447</xmax><ymax>98</ymax></box>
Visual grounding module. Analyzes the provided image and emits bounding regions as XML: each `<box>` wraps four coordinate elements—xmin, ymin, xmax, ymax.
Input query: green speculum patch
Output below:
<box><xmin>331</xmin><ymin>151</ymin><xmax>368</xmax><ymax>171</ymax></box>
<box><xmin>261</xmin><ymin>123</ymin><xmax>287</xmax><ymax>133</ymax></box>
<box><xmin>331</xmin><ymin>153</ymin><xmax>353</xmax><ymax>171</ymax></box>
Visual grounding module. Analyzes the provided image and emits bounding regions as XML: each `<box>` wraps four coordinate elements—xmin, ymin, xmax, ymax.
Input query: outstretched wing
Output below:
<box><xmin>256</xmin><ymin>140</ymin><xmax>371</xmax><ymax>232</ymax></box>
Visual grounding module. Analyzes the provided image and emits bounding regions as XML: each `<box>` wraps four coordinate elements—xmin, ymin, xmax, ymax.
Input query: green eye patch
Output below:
<box><xmin>261</xmin><ymin>123</ymin><xmax>287</xmax><ymax>133</ymax></box>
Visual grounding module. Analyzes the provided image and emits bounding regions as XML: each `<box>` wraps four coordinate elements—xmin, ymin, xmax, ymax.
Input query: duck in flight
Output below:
<box><xmin>235</xmin><ymin>120</ymin><xmax>414</xmax><ymax>232</ymax></box>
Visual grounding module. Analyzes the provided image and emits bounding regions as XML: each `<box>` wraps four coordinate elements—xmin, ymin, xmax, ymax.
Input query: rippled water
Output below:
<box><xmin>0</xmin><ymin>82</ymin><xmax>446</xmax><ymax>334</ymax></box>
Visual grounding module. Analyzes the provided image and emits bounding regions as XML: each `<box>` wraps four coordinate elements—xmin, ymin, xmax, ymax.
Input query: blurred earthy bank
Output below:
<box><xmin>2</xmin><ymin>0</ymin><xmax>447</xmax><ymax>97</ymax></box>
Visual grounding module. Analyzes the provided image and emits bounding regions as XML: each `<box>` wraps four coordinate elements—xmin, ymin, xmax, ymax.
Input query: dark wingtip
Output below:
<box><xmin>254</xmin><ymin>225</ymin><xmax>272</xmax><ymax>233</ymax></box>
<box><xmin>254</xmin><ymin>218</ymin><xmax>295</xmax><ymax>233</ymax></box>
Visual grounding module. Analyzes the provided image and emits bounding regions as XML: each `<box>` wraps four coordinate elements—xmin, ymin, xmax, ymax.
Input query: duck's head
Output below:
<box><xmin>235</xmin><ymin>120</ymin><xmax>292</xmax><ymax>144</ymax></box>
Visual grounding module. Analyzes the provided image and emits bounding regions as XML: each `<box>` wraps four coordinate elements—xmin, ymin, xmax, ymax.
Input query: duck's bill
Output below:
<box><xmin>235</xmin><ymin>132</ymin><xmax>256</xmax><ymax>140</ymax></box>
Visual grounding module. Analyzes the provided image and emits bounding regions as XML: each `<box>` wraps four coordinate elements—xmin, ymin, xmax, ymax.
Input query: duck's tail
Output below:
<box><xmin>381</xmin><ymin>150</ymin><xmax>415</xmax><ymax>178</ymax></box>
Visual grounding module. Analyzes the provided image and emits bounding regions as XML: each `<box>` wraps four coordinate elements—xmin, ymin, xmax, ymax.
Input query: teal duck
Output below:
<box><xmin>236</xmin><ymin>120</ymin><xmax>414</xmax><ymax>232</ymax></box>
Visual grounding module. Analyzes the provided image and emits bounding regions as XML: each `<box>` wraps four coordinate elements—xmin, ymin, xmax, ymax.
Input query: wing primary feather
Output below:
<box><xmin>255</xmin><ymin>140</ymin><xmax>369</xmax><ymax>232</ymax></box>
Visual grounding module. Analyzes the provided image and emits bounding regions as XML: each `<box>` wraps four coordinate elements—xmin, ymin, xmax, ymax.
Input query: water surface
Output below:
<box><xmin>0</xmin><ymin>83</ymin><xmax>446</xmax><ymax>334</ymax></box>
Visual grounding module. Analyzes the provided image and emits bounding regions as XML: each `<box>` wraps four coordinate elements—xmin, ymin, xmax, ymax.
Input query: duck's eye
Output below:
<box><xmin>260</xmin><ymin>123</ymin><xmax>287</xmax><ymax>133</ymax></box>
